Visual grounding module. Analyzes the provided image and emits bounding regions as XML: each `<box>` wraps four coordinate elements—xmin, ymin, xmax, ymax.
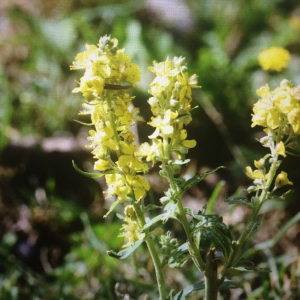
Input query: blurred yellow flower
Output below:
<box><xmin>289</xmin><ymin>16</ymin><xmax>300</xmax><ymax>30</ymax></box>
<box><xmin>258</xmin><ymin>47</ymin><xmax>290</xmax><ymax>72</ymax></box>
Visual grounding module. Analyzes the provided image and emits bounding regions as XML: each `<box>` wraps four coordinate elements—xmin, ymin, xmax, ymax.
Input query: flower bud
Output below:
<box><xmin>254</xmin><ymin>158</ymin><xmax>265</xmax><ymax>170</ymax></box>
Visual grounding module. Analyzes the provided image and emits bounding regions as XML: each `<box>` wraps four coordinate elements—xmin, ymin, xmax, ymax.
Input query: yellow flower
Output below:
<box><xmin>288</xmin><ymin>108</ymin><xmax>300</xmax><ymax>134</ymax></box>
<box><xmin>105</xmin><ymin>174</ymin><xmax>131</xmax><ymax>203</ymax></box>
<box><xmin>275</xmin><ymin>171</ymin><xmax>293</xmax><ymax>188</ymax></box>
<box><xmin>258</xmin><ymin>47</ymin><xmax>290</xmax><ymax>72</ymax></box>
<box><xmin>137</xmin><ymin>141</ymin><xmax>163</xmax><ymax>162</ymax></box>
<box><xmin>70</xmin><ymin>44</ymin><xmax>99</xmax><ymax>70</ymax></box>
<box><xmin>119</xmin><ymin>217</ymin><xmax>145</xmax><ymax>248</ymax></box>
<box><xmin>117</xmin><ymin>155</ymin><xmax>148</xmax><ymax>173</ymax></box>
<box><xmin>274</xmin><ymin>142</ymin><xmax>286</xmax><ymax>157</ymax></box>
<box><xmin>126</xmin><ymin>174</ymin><xmax>150</xmax><ymax>201</ymax></box>
<box><xmin>252</xmin><ymin>80</ymin><xmax>300</xmax><ymax>135</ymax></box>
<box><xmin>94</xmin><ymin>159</ymin><xmax>112</xmax><ymax>171</ymax></box>
<box><xmin>254</xmin><ymin>158</ymin><xmax>265</xmax><ymax>169</ymax></box>
<box><xmin>251</xmin><ymin>99</ymin><xmax>280</xmax><ymax>129</ymax></box>
<box><xmin>245</xmin><ymin>166</ymin><xmax>264</xmax><ymax>180</ymax></box>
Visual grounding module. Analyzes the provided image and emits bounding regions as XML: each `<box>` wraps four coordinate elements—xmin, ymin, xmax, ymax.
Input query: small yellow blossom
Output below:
<box><xmin>245</xmin><ymin>166</ymin><xmax>264</xmax><ymax>180</ymax></box>
<box><xmin>105</xmin><ymin>174</ymin><xmax>131</xmax><ymax>202</ymax></box>
<box><xmin>118</xmin><ymin>217</ymin><xmax>145</xmax><ymax>248</ymax></box>
<box><xmin>254</xmin><ymin>159</ymin><xmax>265</xmax><ymax>169</ymax></box>
<box><xmin>94</xmin><ymin>159</ymin><xmax>112</xmax><ymax>171</ymax></box>
<box><xmin>126</xmin><ymin>174</ymin><xmax>150</xmax><ymax>201</ymax></box>
<box><xmin>258</xmin><ymin>47</ymin><xmax>290</xmax><ymax>72</ymax></box>
<box><xmin>117</xmin><ymin>155</ymin><xmax>148</xmax><ymax>173</ymax></box>
<box><xmin>275</xmin><ymin>171</ymin><xmax>293</xmax><ymax>188</ymax></box>
<box><xmin>274</xmin><ymin>142</ymin><xmax>286</xmax><ymax>157</ymax></box>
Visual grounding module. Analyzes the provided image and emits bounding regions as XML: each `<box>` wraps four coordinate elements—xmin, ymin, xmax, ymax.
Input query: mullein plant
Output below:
<box><xmin>71</xmin><ymin>36</ymin><xmax>299</xmax><ymax>300</ymax></box>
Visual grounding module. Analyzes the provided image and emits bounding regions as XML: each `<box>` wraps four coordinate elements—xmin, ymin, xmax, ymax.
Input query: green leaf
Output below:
<box><xmin>224</xmin><ymin>196</ymin><xmax>253</xmax><ymax>209</ymax></box>
<box><xmin>74</xmin><ymin>119</ymin><xmax>93</xmax><ymax>126</ymax></box>
<box><xmin>72</xmin><ymin>160</ymin><xmax>106</xmax><ymax>178</ymax></box>
<box><xmin>219</xmin><ymin>279</ymin><xmax>238</xmax><ymax>290</ymax></box>
<box><xmin>168</xmin><ymin>242</ymin><xmax>189</xmax><ymax>268</ymax></box>
<box><xmin>162</xmin><ymin>201</ymin><xmax>178</xmax><ymax>223</ymax></box>
<box><xmin>103</xmin><ymin>200</ymin><xmax>119</xmax><ymax>219</ymax></box>
<box><xmin>107</xmin><ymin>239</ymin><xmax>144</xmax><ymax>259</ymax></box>
<box><xmin>207</xmin><ymin>180</ymin><xmax>226</xmax><ymax>214</ymax></box>
<box><xmin>169</xmin><ymin>159</ymin><xmax>190</xmax><ymax>165</ymax></box>
<box><xmin>174</xmin><ymin>281</ymin><xmax>205</xmax><ymax>300</ymax></box>
<box><xmin>245</xmin><ymin>214</ymin><xmax>263</xmax><ymax>241</ymax></box>
<box><xmin>183</xmin><ymin>166</ymin><xmax>225</xmax><ymax>192</ymax></box>
<box><xmin>226</xmin><ymin>266</ymin><xmax>270</xmax><ymax>277</ymax></box>
<box><xmin>143</xmin><ymin>214</ymin><xmax>164</xmax><ymax>231</ymax></box>
<box><xmin>142</xmin><ymin>204</ymin><xmax>162</xmax><ymax>212</ymax></box>
<box><xmin>202</xmin><ymin>226</ymin><xmax>231</xmax><ymax>259</ymax></box>
<box><xmin>192</xmin><ymin>212</ymin><xmax>232</xmax><ymax>258</ymax></box>
<box><xmin>116</xmin><ymin>213</ymin><xmax>125</xmax><ymax>220</ymax></box>
<box><xmin>268</xmin><ymin>189</ymin><xmax>294</xmax><ymax>201</ymax></box>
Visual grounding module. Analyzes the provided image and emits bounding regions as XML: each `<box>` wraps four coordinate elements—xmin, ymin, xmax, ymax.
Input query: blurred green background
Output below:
<box><xmin>0</xmin><ymin>0</ymin><xmax>300</xmax><ymax>299</ymax></box>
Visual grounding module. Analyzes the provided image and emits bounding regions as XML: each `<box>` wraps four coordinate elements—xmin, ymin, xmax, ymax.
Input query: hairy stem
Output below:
<box><xmin>205</xmin><ymin>248</ymin><xmax>218</xmax><ymax>300</ymax></box>
<box><xmin>220</xmin><ymin>156</ymin><xmax>280</xmax><ymax>282</ymax></box>
<box><xmin>162</xmin><ymin>140</ymin><xmax>205</xmax><ymax>271</ymax></box>
<box><xmin>133</xmin><ymin>203</ymin><xmax>167</xmax><ymax>300</ymax></box>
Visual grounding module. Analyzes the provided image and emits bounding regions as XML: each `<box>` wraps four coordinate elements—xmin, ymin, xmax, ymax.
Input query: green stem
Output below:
<box><xmin>161</xmin><ymin>140</ymin><xmax>205</xmax><ymax>271</ymax></box>
<box><xmin>219</xmin><ymin>156</ymin><xmax>280</xmax><ymax>281</ymax></box>
<box><xmin>205</xmin><ymin>248</ymin><xmax>218</xmax><ymax>300</ymax></box>
<box><xmin>133</xmin><ymin>202</ymin><xmax>167</xmax><ymax>300</ymax></box>
<box><xmin>176</xmin><ymin>195</ymin><xmax>206</xmax><ymax>271</ymax></box>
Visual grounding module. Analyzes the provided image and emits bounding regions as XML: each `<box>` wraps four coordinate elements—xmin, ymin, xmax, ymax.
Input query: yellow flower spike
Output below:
<box><xmin>275</xmin><ymin>142</ymin><xmax>286</xmax><ymax>157</ymax></box>
<box><xmin>258</xmin><ymin>47</ymin><xmax>290</xmax><ymax>72</ymax></box>
<box><xmin>275</xmin><ymin>171</ymin><xmax>293</xmax><ymax>188</ymax></box>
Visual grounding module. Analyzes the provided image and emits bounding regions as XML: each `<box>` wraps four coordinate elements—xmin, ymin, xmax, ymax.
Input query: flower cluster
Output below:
<box><xmin>138</xmin><ymin>57</ymin><xmax>199</xmax><ymax>164</ymax></box>
<box><xmin>246</xmin><ymin>80</ymin><xmax>299</xmax><ymax>193</ymax></box>
<box><xmin>252</xmin><ymin>79</ymin><xmax>300</xmax><ymax>137</ymax></box>
<box><xmin>258</xmin><ymin>47</ymin><xmax>290</xmax><ymax>72</ymax></box>
<box><xmin>118</xmin><ymin>206</ymin><xmax>145</xmax><ymax>248</ymax></box>
<box><xmin>71</xmin><ymin>36</ymin><xmax>150</xmax><ymax>204</ymax></box>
